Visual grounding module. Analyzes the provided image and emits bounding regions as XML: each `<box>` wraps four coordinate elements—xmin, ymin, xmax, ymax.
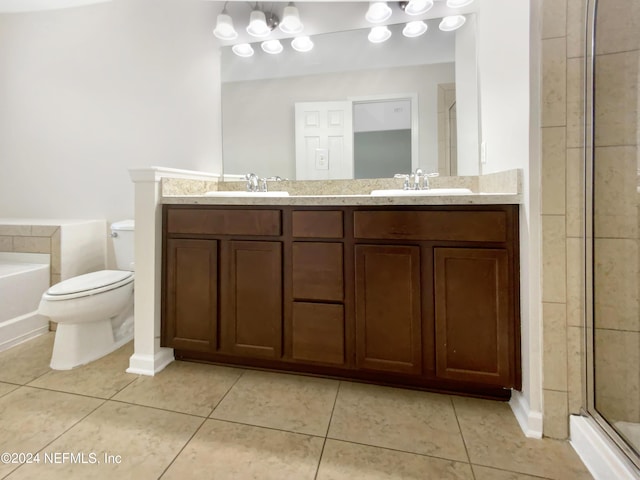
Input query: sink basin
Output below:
<box><xmin>370</xmin><ymin>188</ymin><xmax>473</xmax><ymax>196</ymax></box>
<box><xmin>204</xmin><ymin>191</ymin><xmax>290</xmax><ymax>197</ymax></box>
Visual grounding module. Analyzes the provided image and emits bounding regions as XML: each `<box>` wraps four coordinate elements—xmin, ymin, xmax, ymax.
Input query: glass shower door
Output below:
<box><xmin>589</xmin><ymin>0</ymin><xmax>640</xmax><ymax>465</ymax></box>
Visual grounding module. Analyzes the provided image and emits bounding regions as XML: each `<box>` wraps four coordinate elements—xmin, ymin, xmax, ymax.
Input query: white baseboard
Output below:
<box><xmin>509</xmin><ymin>390</ymin><xmax>543</xmax><ymax>438</ymax></box>
<box><xmin>126</xmin><ymin>347</ymin><xmax>174</xmax><ymax>376</ymax></box>
<box><xmin>570</xmin><ymin>415</ymin><xmax>640</xmax><ymax>480</ymax></box>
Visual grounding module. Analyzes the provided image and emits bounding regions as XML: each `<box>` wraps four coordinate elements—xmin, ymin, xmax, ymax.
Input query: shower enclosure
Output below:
<box><xmin>586</xmin><ymin>0</ymin><xmax>640</xmax><ymax>470</ymax></box>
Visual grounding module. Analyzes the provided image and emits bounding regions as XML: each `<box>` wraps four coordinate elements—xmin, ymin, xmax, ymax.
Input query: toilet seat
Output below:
<box><xmin>43</xmin><ymin>270</ymin><xmax>134</xmax><ymax>301</ymax></box>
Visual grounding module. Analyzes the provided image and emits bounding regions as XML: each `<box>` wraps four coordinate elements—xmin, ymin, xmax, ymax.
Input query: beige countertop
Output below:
<box><xmin>162</xmin><ymin>193</ymin><xmax>522</xmax><ymax>206</ymax></box>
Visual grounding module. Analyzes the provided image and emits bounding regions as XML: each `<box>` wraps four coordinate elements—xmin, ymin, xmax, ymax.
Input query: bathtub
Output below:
<box><xmin>0</xmin><ymin>252</ymin><xmax>51</xmax><ymax>352</ymax></box>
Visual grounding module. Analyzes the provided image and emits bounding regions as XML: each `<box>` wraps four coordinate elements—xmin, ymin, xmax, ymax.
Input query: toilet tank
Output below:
<box><xmin>111</xmin><ymin>220</ymin><xmax>135</xmax><ymax>271</ymax></box>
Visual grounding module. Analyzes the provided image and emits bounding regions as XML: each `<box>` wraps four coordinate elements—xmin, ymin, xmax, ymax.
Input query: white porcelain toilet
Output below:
<box><xmin>38</xmin><ymin>220</ymin><xmax>135</xmax><ymax>370</ymax></box>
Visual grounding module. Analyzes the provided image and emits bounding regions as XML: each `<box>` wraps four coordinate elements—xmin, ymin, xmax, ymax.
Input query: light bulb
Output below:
<box><xmin>446</xmin><ymin>0</ymin><xmax>475</xmax><ymax>8</ymax></box>
<box><xmin>368</xmin><ymin>25</ymin><xmax>391</xmax><ymax>43</ymax></box>
<box><xmin>261</xmin><ymin>39</ymin><xmax>283</xmax><ymax>54</ymax></box>
<box><xmin>439</xmin><ymin>15</ymin><xmax>466</xmax><ymax>31</ymax></box>
<box><xmin>279</xmin><ymin>4</ymin><xmax>303</xmax><ymax>34</ymax></box>
<box><xmin>232</xmin><ymin>43</ymin><xmax>254</xmax><ymax>58</ymax></box>
<box><xmin>404</xmin><ymin>0</ymin><xmax>433</xmax><ymax>16</ymax></box>
<box><xmin>213</xmin><ymin>12</ymin><xmax>238</xmax><ymax>40</ymax></box>
<box><xmin>403</xmin><ymin>21</ymin><xmax>428</xmax><ymax>38</ymax></box>
<box><xmin>247</xmin><ymin>10</ymin><xmax>270</xmax><ymax>38</ymax></box>
<box><xmin>291</xmin><ymin>36</ymin><xmax>314</xmax><ymax>52</ymax></box>
<box><xmin>365</xmin><ymin>2</ymin><xmax>392</xmax><ymax>23</ymax></box>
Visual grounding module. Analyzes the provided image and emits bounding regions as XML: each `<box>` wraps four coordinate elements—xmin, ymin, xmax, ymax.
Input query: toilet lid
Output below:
<box><xmin>47</xmin><ymin>270</ymin><xmax>134</xmax><ymax>296</ymax></box>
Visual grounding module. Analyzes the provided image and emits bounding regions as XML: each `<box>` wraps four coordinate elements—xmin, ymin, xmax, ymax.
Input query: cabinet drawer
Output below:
<box><xmin>292</xmin><ymin>242</ymin><xmax>344</xmax><ymax>301</ymax></box>
<box><xmin>353</xmin><ymin>210</ymin><xmax>507</xmax><ymax>242</ymax></box>
<box><xmin>292</xmin><ymin>210</ymin><xmax>343</xmax><ymax>238</ymax></box>
<box><xmin>292</xmin><ymin>302</ymin><xmax>345</xmax><ymax>365</ymax></box>
<box><xmin>167</xmin><ymin>208</ymin><xmax>281</xmax><ymax>236</ymax></box>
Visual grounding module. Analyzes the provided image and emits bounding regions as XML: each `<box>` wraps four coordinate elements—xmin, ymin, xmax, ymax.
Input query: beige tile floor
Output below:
<box><xmin>0</xmin><ymin>333</ymin><xmax>593</xmax><ymax>480</ymax></box>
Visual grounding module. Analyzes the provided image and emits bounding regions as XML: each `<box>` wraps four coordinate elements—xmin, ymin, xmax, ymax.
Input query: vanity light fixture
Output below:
<box><xmin>446</xmin><ymin>0</ymin><xmax>475</xmax><ymax>8</ymax></box>
<box><xmin>439</xmin><ymin>15</ymin><xmax>466</xmax><ymax>31</ymax></box>
<box><xmin>247</xmin><ymin>8</ymin><xmax>279</xmax><ymax>38</ymax></box>
<box><xmin>279</xmin><ymin>3</ymin><xmax>303</xmax><ymax>34</ymax></box>
<box><xmin>365</xmin><ymin>1</ymin><xmax>392</xmax><ymax>23</ymax></box>
<box><xmin>291</xmin><ymin>36</ymin><xmax>314</xmax><ymax>52</ymax></box>
<box><xmin>213</xmin><ymin>8</ymin><xmax>238</xmax><ymax>40</ymax></box>
<box><xmin>402</xmin><ymin>20</ymin><xmax>428</xmax><ymax>37</ymax></box>
<box><xmin>261</xmin><ymin>39</ymin><xmax>283</xmax><ymax>54</ymax></box>
<box><xmin>232</xmin><ymin>43</ymin><xmax>255</xmax><ymax>57</ymax></box>
<box><xmin>368</xmin><ymin>25</ymin><xmax>392</xmax><ymax>43</ymax></box>
<box><xmin>400</xmin><ymin>0</ymin><xmax>433</xmax><ymax>16</ymax></box>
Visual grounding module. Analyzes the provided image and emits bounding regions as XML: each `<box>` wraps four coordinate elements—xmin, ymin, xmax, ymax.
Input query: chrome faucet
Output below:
<box><xmin>413</xmin><ymin>168</ymin><xmax>424</xmax><ymax>190</ymax></box>
<box><xmin>395</xmin><ymin>170</ymin><xmax>439</xmax><ymax>190</ymax></box>
<box><xmin>245</xmin><ymin>173</ymin><xmax>259</xmax><ymax>192</ymax></box>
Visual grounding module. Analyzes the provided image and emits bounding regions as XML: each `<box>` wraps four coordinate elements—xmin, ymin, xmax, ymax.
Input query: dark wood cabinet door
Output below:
<box><xmin>221</xmin><ymin>241</ymin><xmax>282</xmax><ymax>358</ymax></box>
<box><xmin>355</xmin><ymin>245</ymin><xmax>422</xmax><ymax>375</ymax></box>
<box><xmin>164</xmin><ymin>239</ymin><xmax>218</xmax><ymax>352</ymax></box>
<box><xmin>434</xmin><ymin>247</ymin><xmax>514</xmax><ymax>386</ymax></box>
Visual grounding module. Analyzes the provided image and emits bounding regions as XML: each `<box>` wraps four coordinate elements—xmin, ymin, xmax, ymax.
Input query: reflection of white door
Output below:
<box><xmin>294</xmin><ymin>101</ymin><xmax>353</xmax><ymax>180</ymax></box>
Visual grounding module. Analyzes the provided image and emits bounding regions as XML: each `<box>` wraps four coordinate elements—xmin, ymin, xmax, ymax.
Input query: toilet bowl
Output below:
<box><xmin>38</xmin><ymin>220</ymin><xmax>135</xmax><ymax>370</ymax></box>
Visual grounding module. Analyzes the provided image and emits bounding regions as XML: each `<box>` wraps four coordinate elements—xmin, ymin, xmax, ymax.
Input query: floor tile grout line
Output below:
<box><xmin>324</xmin><ymin>436</ymin><xmax>471</xmax><ymax>466</ymax></box>
<box><xmin>1</xmin><ymin>396</ymin><xmax>109</xmax><ymax>480</ymax></box>
<box><xmin>207</xmin><ymin>417</ymin><xmax>327</xmax><ymax>439</ymax></box>
<box><xmin>313</xmin><ymin>380</ymin><xmax>342</xmax><ymax>480</ymax></box>
<box><xmin>207</xmin><ymin>368</ymin><xmax>247</xmax><ymax>418</ymax></box>
<box><xmin>469</xmin><ymin>462</ymin><xmax>556</xmax><ymax>480</ymax></box>
<box><xmin>13</xmin><ymin>384</ymin><xmax>118</xmax><ymax>403</ymax></box>
<box><xmin>157</xmin><ymin>416</ymin><xmax>209</xmax><ymax>479</ymax></box>
<box><xmin>107</xmin><ymin>373</ymin><xmax>141</xmax><ymax>400</ymax></box>
<box><xmin>106</xmin><ymin>397</ymin><xmax>212</xmax><ymax>419</ymax></box>
<box><xmin>450</xmin><ymin>395</ymin><xmax>476</xmax><ymax>479</ymax></box>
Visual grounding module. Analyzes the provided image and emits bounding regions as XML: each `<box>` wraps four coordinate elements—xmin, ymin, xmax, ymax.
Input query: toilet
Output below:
<box><xmin>38</xmin><ymin>220</ymin><xmax>135</xmax><ymax>370</ymax></box>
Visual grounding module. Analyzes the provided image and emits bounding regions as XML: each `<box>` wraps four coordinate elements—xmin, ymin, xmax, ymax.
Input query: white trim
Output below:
<box><xmin>126</xmin><ymin>348</ymin><xmax>174</xmax><ymax>376</ymax></box>
<box><xmin>570</xmin><ymin>415</ymin><xmax>640</xmax><ymax>480</ymax></box>
<box><xmin>509</xmin><ymin>389</ymin><xmax>543</xmax><ymax>438</ymax></box>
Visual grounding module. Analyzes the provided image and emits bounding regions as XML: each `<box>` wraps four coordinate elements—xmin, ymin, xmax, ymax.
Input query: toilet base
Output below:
<box><xmin>50</xmin><ymin>316</ymin><xmax>133</xmax><ymax>370</ymax></box>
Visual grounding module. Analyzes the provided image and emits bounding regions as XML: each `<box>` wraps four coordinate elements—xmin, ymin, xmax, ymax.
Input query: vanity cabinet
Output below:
<box><xmin>354</xmin><ymin>244</ymin><xmax>422</xmax><ymax>375</ymax></box>
<box><xmin>162</xmin><ymin>207</ymin><xmax>284</xmax><ymax>359</ymax></box>
<box><xmin>164</xmin><ymin>238</ymin><xmax>218</xmax><ymax>352</ymax></box>
<box><xmin>162</xmin><ymin>204</ymin><xmax>520</xmax><ymax>398</ymax></box>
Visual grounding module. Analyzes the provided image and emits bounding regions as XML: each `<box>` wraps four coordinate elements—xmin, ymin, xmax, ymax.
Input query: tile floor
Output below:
<box><xmin>0</xmin><ymin>333</ymin><xmax>593</xmax><ymax>480</ymax></box>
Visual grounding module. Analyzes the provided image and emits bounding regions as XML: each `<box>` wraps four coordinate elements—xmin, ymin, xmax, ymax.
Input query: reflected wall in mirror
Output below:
<box><xmin>219</xmin><ymin>3</ymin><xmax>480</xmax><ymax>180</ymax></box>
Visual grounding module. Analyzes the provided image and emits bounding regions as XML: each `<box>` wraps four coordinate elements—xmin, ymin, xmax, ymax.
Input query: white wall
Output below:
<box><xmin>0</xmin><ymin>0</ymin><xmax>222</xmax><ymax>228</ymax></box>
<box><xmin>222</xmin><ymin>63</ymin><xmax>455</xmax><ymax>178</ymax></box>
<box><xmin>455</xmin><ymin>13</ymin><xmax>480</xmax><ymax>175</ymax></box>
<box><xmin>477</xmin><ymin>0</ymin><xmax>541</xmax><ymax>424</ymax></box>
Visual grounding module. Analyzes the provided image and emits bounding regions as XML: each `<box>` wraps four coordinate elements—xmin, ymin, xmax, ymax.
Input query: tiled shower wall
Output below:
<box><xmin>592</xmin><ymin>1</ymin><xmax>640</xmax><ymax>425</ymax></box>
<box><xmin>540</xmin><ymin>0</ymin><xmax>587</xmax><ymax>439</ymax></box>
<box><xmin>541</xmin><ymin>0</ymin><xmax>640</xmax><ymax>439</ymax></box>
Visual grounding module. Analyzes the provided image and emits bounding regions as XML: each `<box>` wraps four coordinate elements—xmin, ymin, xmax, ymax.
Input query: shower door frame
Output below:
<box><xmin>583</xmin><ymin>0</ymin><xmax>640</xmax><ymax>470</ymax></box>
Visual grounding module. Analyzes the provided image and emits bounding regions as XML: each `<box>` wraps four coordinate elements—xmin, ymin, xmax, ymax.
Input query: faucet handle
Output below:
<box><xmin>394</xmin><ymin>173</ymin><xmax>411</xmax><ymax>190</ymax></box>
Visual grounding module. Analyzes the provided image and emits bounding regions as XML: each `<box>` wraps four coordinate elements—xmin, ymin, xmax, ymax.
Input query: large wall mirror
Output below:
<box><xmin>217</xmin><ymin>1</ymin><xmax>480</xmax><ymax>180</ymax></box>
